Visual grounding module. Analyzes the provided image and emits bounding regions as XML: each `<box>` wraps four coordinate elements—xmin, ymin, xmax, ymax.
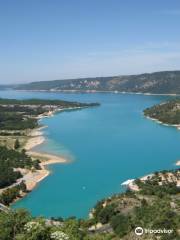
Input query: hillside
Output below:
<box><xmin>0</xmin><ymin>168</ymin><xmax>179</xmax><ymax>240</ymax></box>
<box><xmin>144</xmin><ymin>98</ymin><xmax>180</xmax><ymax>125</ymax></box>
<box><xmin>14</xmin><ymin>71</ymin><xmax>180</xmax><ymax>94</ymax></box>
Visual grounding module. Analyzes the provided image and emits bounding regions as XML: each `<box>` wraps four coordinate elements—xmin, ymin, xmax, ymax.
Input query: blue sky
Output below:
<box><xmin>0</xmin><ymin>0</ymin><xmax>180</xmax><ymax>83</ymax></box>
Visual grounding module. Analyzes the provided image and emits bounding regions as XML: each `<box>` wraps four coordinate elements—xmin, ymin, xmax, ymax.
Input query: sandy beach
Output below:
<box><xmin>145</xmin><ymin>115</ymin><xmax>180</xmax><ymax>129</ymax></box>
<box><xmin>1</xmin><ymin>106</ymin><xmax>83</xmax><ymax>199</ymax></box>
<box><xmin>24</xmin><ymin>127</ymin><xmax>46</xmax><ymax>150</ymax></box>
<box><xmin>0</xmin><ymin>110</ymin><xmax>71</xmax><ymax>203</ymax></box>
<box><xmin>24</xmin><ymin>157</ymin><xmax>67</xmax><ymax>192</ymax></box>
<box><xmin>18</xmin><ymin>125</ymin><xmax>68</xmax><ymax>194</ymax></box>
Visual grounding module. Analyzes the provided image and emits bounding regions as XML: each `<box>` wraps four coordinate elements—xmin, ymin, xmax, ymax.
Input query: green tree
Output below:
<box><xmin>14</xmin><ymin>139</ymin><xmax>20</xmax><ymax>149</ymax></box>
<box><xmin>0</xmin><ymin>209</ymin><xmax>31</xmax><ymax>240</ymax></box>
<box><xmin>110</xmin><ymin>214</ymin><xmax>131</xmax><ymax>237</ymax></box>
<box><xmin>98</xmin><ymin>204</ymin><xmax>116</xmax><ymax>224</ymax></box>
<box><xmin>19</xmin><ymin>181</ymin><xmax>27</xmax><ymax>193</ymax></box>
<box><xmin>23</xmin><ymin>219</ymin><xmax>51</xmax><ymax>240</ymax></box>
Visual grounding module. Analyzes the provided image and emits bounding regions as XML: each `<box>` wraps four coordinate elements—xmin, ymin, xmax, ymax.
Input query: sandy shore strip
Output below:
<box><xmin>21</xmin><ymin>126</ymin><xmax>69</xmax><ymax>192</ymax></box>
<box><xmin>0</xmin><ymin>155</ymin><xmax>68</xmax><ymax>197</ymax></box>
<box><xmin>28</xmin><ymin>151</ymin><xmax>68</xmax><ymax>165</ymax></box>
<box><xmin>24</xmin><ymin>156</ymin><xmax>67</xmax><ymax>192</ymax></box>
<box><xmin>16</xmin><ymin>89</ymin><xmax>180</xmax><ymax>96</ymax></box>
<box><xmin>25</xmin><ymin>126</ymin><xmax>47</xmax><ymax>150</ymax></box>
<box><xmin>11</xmin><ymin>151</ymin><xmax>68</xmax><ymax>197</ymax></box>
<box><xmin>24</xmin><ymin>148</ymin><xmax>68</xmax><ymax>192</ymax></box>
<box><xmin>121</xmin><ymin>174</ymin><xmax>154</xmax><ymax>192</ymax></box>
<box><xmin>25</xmin><ymin>135</ymin><xmax>45</xmax><ymax>150</ymax></box>
<box><xmin>1</xmin><ymin>108</ymin><xmax>76</xmax><ymax>203</ymax></box>
<box><xmin>6</xmin><ymin>108</ymin><xmax>76</xmax><ymax>202</ymax></box>
<box><xmin>145</xmin><ymin>115</ymin><xmax>180</xmax><ymax>129</ymax></box>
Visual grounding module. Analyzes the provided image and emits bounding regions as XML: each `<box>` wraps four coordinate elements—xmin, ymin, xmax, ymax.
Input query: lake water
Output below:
<box><xmin>0</xmin><ymin>90</ymin><xmax>179</xmax><ymax>218</ymax></box>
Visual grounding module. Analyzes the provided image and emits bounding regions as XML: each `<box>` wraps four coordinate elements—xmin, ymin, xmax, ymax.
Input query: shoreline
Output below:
<box><xmin>3</xmin><ymin>94</ymin><xmax>179</xmax><ymax>207</ymax></box>
<box><xmin>11</xmin><ymin>110</ymin><xmax>70</xmax><ymax>203</ymax></box>
<box><xmin>121</xmin><ymin>174</ymin><xmax>154</xmax><ymax>191</ymax></box>
<box><xmin>22</xmin><ymin>116</ymin><xmax>69</xmax><ymax>193</ymax></box>
<box><xmin>144</xmin><ymin>115</ymin><xmax>180</xmax><ymax>129</ymax></box>
<box><xmin>11</xmin><ymin>135</ymin><xmax>69</xmax><ymax>203</ymax></box>
<box><xmin>0</xmin><ymin>104</ymin><xmax>94</xmax><ymax>205</ymax></box>
<box><xmin>122</xmin><ymin>114</ymin><xmax>180</xmax><ymax>192</ymax></box>
<box><xmin>14</xmin><ymin>89</ymin><xmax>180</xmax><ymax>96</ymax></box>
<box><xmin>23</xmin><ymin>155</ymin><xmax>67</xmax><ymax>193</ymax></box>
<box><xmin>9</xmin><ymin>157</ymin><xmax>67</xmax><ymax>206</ymax></box>
<box><xmin>122</xmin><ymin>169</ymin><xmax>180</xmax><ymax>191</ymax></box>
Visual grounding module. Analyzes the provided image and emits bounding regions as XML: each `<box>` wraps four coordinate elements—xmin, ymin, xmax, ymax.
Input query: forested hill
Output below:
<box><xmin>14</xmin><ymin>70</ymin><xmax>180</xmax><ymax>94</ymax></box>
<box><xmin>144</xmin><ymin>98</ymin><xmax>180</xmax><ymax>125</ymax></box>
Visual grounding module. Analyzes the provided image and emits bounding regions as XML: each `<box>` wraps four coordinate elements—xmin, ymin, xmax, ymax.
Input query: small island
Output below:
<box><xmin>144</xmin><ymin>98</ymin><xmax>180</xmax><ymax>126</ymax></box>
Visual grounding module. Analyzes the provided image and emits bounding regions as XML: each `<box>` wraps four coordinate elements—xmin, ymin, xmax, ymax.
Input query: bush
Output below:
<box><xmin>110</xmin><ymin>214</ymin><xmax>131</xmax><ymax>237</ymax></box>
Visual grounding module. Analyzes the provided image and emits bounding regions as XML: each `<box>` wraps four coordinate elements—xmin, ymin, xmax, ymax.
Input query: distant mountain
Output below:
<box><xmin>13</xmin><ymin>70</ymin><xmax>180</xmax><ymax>94</ymax></box>
<box><xmin>0</xmin><ymin>85</ymin><xmax>12</xmax><ymax>90</ymax></box>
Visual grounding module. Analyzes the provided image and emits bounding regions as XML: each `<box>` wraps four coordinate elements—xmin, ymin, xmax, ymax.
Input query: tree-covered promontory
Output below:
<box><xmin>0</xmin><ymin>98</ymin><xmax>99</xmax><ymax>130</ymax></box>
<box><xmin>144</xmin><ymin>98</ymin><xmax>180</xmax><ymax>125</ymax></box>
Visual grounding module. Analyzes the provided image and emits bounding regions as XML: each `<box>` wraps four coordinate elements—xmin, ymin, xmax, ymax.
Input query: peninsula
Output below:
<box><xmin>144</xmin><ymin>98</ymin><xmax>180</xmax><ymax>126</ymax></box>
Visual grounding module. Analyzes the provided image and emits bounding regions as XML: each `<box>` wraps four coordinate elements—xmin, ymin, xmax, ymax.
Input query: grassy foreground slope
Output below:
<box><xmin>14</xmin><ymin>70</ymin><xmax>180</xmax><ymax>94</ymax></box>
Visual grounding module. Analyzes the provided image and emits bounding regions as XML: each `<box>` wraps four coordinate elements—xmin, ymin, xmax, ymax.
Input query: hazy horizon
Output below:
<box><xmin>0</xmin><ymin>0</ymin><xmax>180</xmax><ymax>84</ymax></box>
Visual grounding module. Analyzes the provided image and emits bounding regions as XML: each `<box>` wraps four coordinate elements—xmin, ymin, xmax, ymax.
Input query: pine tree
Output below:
<box><xmin>14</xmin><ymin>139</ymin><xmax>20</xmax><ymax>149</ymax></box>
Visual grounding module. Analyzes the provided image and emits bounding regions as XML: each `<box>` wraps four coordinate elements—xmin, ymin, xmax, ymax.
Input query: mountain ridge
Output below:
<box><xmin>3</xmin><ymin>70</ymin><xmax>180</xmax><ymax>94</ymax></box>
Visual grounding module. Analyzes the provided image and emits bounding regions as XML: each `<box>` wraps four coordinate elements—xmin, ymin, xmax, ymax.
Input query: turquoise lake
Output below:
<box><xmin>0</xmin><ymin>90</ymin><xmax>179</xmax><ymax>218</ymax></box>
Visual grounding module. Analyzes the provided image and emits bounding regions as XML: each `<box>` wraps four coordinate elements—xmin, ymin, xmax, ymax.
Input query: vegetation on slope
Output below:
<box><xmin>0</xmin><ymin>98</ymin><xmax>99</xmax><ymax>107</ymax></box>
<box><xmin>0</xmin><ymin>182</ymin><xmax>27</xmax><ymax>206</ymax></box>
<box><xmin>144</xmin><ymin>98</ymin><xmax>180</xmax><ymax>125</ymax></box>
<box><xmin>0</xmin><ymin>168</ymin><xmax>179</xmax><ymax>240</ymax></box>
<box><xmin>134</xmin><ymin>169</ymin><xmax>180</xmax><ymax>196</ymax></box>
<box><xmin>0</xmin><ymin>98</ymin><xmax>179</xmax><ymax>239</ymax></box>
<box><xmin>89</xmin><ymin>169</ymin><xmax>180</xmax><ymax>239</ymax></box>
<box><xmin>0</xmin><ymin>209</ymin><xmax>88</xmax><ymax>240</ymax></box>
<box><xmin>0</xmin><ymin>146</ymin><xmax>40</xmax><ymax>188</ymax></box>
<box><xmin>0</xmin><ymin>98</ymin><xmax>99</xmax><ymax>206</ymax></box>
<box><xmin>0</xmin><ymin>98</ymin><xmax>99</xmax><ymax>130</ymax></box>
<box><xmin>14</xmin><ymin>70</ymin><xmax>180</xmax><ymax>94</ymax></box>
